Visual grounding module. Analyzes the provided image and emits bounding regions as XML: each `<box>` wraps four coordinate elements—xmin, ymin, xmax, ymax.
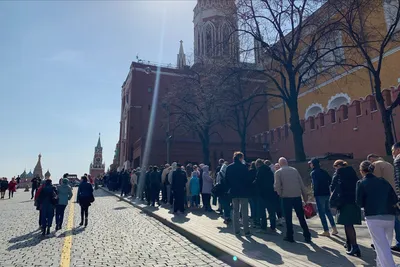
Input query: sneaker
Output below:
<box><xmin>331</xmin><ymin>228</ymin><xmax>339</xmax><ymax>235</ymax></box>
<box><xmin>245</xmin><ymin>232</ymin><xmax>251</xmax><ymax>237</ymax></box>
<box><xmin>283</xmin><ymin>237</ymin><xmax>295</xmax><ymax>243</ymax></box>
<box><xmin>391</xmin><ymin>245</ymin><xmax>400</xmax><ymax>252</ymax></box>
<box><xmin>319</xmin><ymin>231</ymin><xmax>330</xmax><ymax>237</ymax></box>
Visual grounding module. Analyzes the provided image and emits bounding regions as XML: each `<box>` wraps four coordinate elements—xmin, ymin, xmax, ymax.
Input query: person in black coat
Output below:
<box><xmin>37</xmin><ymin>179</ymin><xmax>57</xmax><ymax>235</ymax></box>
<box><xmin>225</xmin><ymin>152</ymin><xmax>251</xmax><ymax>235</ymax></box>
<box><xmin>150</xmin><ymin>166</ymin><xmax>161</xmax><ymax>206</ymax></box>
<box><xmin>331</xmin><ymin>160</ymin><xmax>361</xmax><ymax>256</ymax></box>
<box><xmin>77</xmin><ymin>176</ymin><xmax>94</xmax><ymax>227</ymax></box>
<box><xmin>254</xmin><ymin>159</ymin><xmax>277</xmax><ymax>232</ymax></box>
<box><xmin>172</xmin><ymin>164</ymin><xmax>187</xmax><ymax>213</ymax></box>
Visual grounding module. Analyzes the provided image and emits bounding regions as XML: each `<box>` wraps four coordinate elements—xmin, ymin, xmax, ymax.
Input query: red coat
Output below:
<box><xmin>8</xmin><ymin>181</ymin><xmax>17</xmax><ymax>192</ymax></box>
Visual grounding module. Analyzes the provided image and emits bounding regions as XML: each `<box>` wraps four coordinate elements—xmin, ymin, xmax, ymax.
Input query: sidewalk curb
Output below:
<box><xmin>100</xmin><ymin>187</ymin><xmax>253</xmax><ymax>267</ymax></box>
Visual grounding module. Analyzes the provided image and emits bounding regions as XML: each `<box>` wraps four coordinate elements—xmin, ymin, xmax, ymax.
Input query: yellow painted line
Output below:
<box><xmin>60</xmin><ymin>201</ymin><xmax>75</xmax><ymax>267</ymax></box>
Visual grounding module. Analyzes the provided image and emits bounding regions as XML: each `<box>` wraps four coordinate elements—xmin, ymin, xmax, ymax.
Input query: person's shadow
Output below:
<box><xmin>7</xmin><ymin>231</ymin><xmax>43</xmax><ymax>251</ymax></box>
<box><xmin>171</xmin><ymin>212</ymin><xmax>190</xmax><ymax>224</ymax></box>
<box><xmin>56</xmin><ymin>227</ymin><xmax>85</xmax><ymax>238</ymax></box>
<box><xmin>274</xmin><ymin>235</ymin><xmax>356</xmax><ymax>266</ymax></box>
<box><xmin>238</xmin><ymin>235</ymin><xmax>284</xmax><ymax>265</ymax></box>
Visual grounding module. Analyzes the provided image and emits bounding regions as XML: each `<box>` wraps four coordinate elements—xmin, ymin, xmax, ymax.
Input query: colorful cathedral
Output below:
<box><xmin>18</xmin><ymin>154</ymin><xmax>51</xmax><ymax>187</ymax></box>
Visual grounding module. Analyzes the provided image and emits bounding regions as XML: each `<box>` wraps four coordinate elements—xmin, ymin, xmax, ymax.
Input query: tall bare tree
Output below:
<box><xmin>235</xmin><ymin>0</ymin><xmax>345</xmax><ymax>161</ymax></box>
<box><xmin>164</xmin><ymin>65</ymin><xmax>225</xmax><ymax>165</ymax></box>
<box><xmin>329</xmin><ymin>0</ymin><xmax>400</xmax><ymax>154</ymax></box>
<box><xmin>217</xmin><ymin>65</ymin><xmax>268</xmax><ymax>157</ymax></box>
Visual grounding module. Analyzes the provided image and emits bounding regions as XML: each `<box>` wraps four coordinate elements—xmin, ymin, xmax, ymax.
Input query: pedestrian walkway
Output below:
<box><xmin>0</xmin><ymin>188</ymin><xmax>227</xmax><ymax>267</ymax></box>
<box><xmin>102</xmin><ymin>187</ymin><xmax>400</xmax><ymax>267</ymax></box>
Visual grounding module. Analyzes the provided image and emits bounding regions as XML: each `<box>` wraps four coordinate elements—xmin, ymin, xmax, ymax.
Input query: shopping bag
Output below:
<box><xmin>304</xmin><ymin>203</ymin><xmax>316</xmax><ymax>219</ymax></box>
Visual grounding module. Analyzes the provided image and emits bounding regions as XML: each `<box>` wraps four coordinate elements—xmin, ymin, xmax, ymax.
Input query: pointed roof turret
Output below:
<box><xmin>20</xmin><ymin>169</ymin><xmax>27</xmax><ymax>179</ymax></box>
<box><xmin>33</xmin><ymin>154</ymin><xmax>43</xmax><ymax>179</ymax></box>
<box><xmin>177</xmin><ymin>40</ymin><xmax>186</xmax><ymax>69</ymax></box>
<box><xmin>96</xmin><ymin>133</ymin><xmax>102</xmax><ymax>148</ymax></box>
<box><xmin>45</xmin><ymin>169</ymin><xmax>51</xmax><ymax>178</ymax></box>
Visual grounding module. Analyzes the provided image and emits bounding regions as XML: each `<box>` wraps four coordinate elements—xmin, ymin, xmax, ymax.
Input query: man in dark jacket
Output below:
<box><xmin>309</xmin><ymin>158</ymin><xmax>337</xmax><ymax>237</ymax></box>
<box><xmin>172</xmin><ymin>164</ymin><xmax>187</xmax><ymax>213</ymax></box>
<box><xmin>145</xmin><ymin>166</ymin><xmax>152</xmax><ymax>205</ymax></box>
<box><xmin>225</xmin><ymin>151</ymin><xmax>251</xmax><ymax>235</ymax></box>
<box><xmin>150</xmin><ymin>166</ymin><xmax>161</xmax><ymax>206</ymax></box>
<box><xmin>31</xmin><ymin>176</ymin><xmax>40</xmax><ymax>199</ymax></box>
<box><xmin>254</xmin><ymin>159</ymin><xmax>276</xmax><ymax>232</ymax></box>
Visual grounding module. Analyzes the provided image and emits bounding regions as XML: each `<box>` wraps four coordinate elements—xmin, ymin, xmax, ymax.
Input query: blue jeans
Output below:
<box><xmin>315</xmin><ymin>195</ymin><xmax>336</xmax><ymax>231</ymax></box>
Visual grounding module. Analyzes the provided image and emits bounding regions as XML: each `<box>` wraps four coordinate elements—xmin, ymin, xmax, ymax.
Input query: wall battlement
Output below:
<box><xmin>251</xmin><ymin>85</ymin><xmax>400</xmax><ymax>160</ymax></box>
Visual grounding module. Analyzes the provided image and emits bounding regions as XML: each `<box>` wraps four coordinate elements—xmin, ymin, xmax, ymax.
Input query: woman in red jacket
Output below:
<box><xmin>8</xmin><ymin>178</ymin><xmax>17</xmax><ymax>198</ymax></box>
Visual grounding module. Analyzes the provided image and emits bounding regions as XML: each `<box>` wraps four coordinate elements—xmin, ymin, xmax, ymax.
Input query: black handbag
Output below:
<box><xmin>89</xmin><ymin>194</ymin><xmax>95</xmax><ymax>203</ymax></box>
<box><xmin>329</xmin><ymin>178</ymin><xmax>342</xmax><ymax>208</ymax></box>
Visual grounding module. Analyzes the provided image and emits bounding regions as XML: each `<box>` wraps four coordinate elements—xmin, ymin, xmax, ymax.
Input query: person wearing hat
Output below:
<box><xmin>309</xmin><ymin>158</ymin><xmax>338</xmax><ymax>237</ymax></box>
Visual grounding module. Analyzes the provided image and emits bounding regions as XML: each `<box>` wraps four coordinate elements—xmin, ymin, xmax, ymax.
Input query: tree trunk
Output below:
<box><xmin>200</xmin><ymin>131</ymin><xmax>211</xmax><ymax>165</ymax></box>
<box><xmin>375</xmin><ymin>78</ymin><xmax>395</xmax><ymax>155</ymax></box>
<box><xmin>288</xmin><ymin>100</ymin><xmax>306</xmax><ymax>161</ymax></box>
<box><xmin>240</xmin><ymin>131</ymin><xmax>247</xmax><ymax>158</ymax></box>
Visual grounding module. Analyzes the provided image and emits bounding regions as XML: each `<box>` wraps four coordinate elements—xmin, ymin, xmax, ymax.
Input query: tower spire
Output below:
<box><xmin>97</xmin><ymin>133</ymin><xmax>101</xmax><ymax>148</ymax></box>
<box><xmin>177</xmin><ymin>40</ymin><xmax>186</xmax><ymax>69</ymax></box>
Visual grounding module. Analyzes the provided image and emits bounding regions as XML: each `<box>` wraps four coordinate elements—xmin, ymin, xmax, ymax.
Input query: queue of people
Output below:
<box><xmin>99</xmin><ymin>141</ymin><xmax>400</xmax><ymax>267</ymax></box>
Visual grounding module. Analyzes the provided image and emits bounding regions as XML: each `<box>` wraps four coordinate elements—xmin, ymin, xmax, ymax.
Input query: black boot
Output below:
<box><xmin>84</xmin><ymin>218</ymin><xmax>88</xmax><ymax>227</ymax></box>
<box><xmin>79</xmin><ymin>218</ymin><xmax>84</xmax><ymax>226</ymax></box>
<box><xmin>346</xmin><ymin>244</ymin><xmax>361</xmax><ymax>257</ymax></box>
<box><xmin>46</xmin><ymin>227</ymin><xmax>50</xmax><ymax>235</ymax></box>
<box><xmin>41</xmin><ymin>227</ymin><xmax>46</xmax><ymax>236</ymax></box>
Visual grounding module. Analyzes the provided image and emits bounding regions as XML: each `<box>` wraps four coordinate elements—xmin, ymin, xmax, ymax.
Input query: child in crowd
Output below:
<box><xmin>189</xmin><ymin>171</ymin><xmax>200</xmax><ymax>208</ymax></box>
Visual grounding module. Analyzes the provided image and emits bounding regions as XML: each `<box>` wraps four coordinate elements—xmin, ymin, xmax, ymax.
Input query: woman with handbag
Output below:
<box><xmin>77</xmin><ymin>176</ymin><xmax>94</xmax><ymax>227</ymax></box>
<box><xmin>330</xmin><ymin>160</ymin><xmax>361</xmax><ymax>257</ymax></box>
<box><xmin>37</xmin><ymin>179</ymin><xmax>58</xmax><ymax>236</ymax></box>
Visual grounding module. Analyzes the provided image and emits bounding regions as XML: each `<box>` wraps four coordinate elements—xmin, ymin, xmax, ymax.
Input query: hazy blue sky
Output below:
<box><xmin>0</xmin><ymin>0</ymin><xmax>196</xmax><ymax>179</ymax></box>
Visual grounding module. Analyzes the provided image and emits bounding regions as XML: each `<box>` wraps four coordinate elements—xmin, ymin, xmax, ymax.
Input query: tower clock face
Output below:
<box><xmin>96</xmin><ymin>157</ymin><xmax>101</xmax><ymax>163</ymax></box>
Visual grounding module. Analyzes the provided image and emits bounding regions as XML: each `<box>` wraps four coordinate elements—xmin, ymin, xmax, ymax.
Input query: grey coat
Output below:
<box><xmin>57</xmin><ymin>184</ymin><xmax>73</xmax><ymax>206</ymax></box>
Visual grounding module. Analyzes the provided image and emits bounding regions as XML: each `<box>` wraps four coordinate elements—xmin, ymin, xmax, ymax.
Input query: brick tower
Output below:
<box><xmin>89</xmin><ymin>133</ymin><xmax>105</xmax><ymax>179</ymax></box>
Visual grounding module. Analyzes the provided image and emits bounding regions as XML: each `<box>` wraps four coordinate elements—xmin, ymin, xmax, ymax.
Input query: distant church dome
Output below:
<box><xmin>26</xmin><ymin>170</ymin><xmax>34</xmax><ymax>179</ymax></box>
<box><xmin>45</xmin><ymin>170</ymin><xmax>51</xmax><ymax>178</ymax></box>
<box><xmin>20</xmin><ymin>170</ymin><xmax>27</xmax><ymax>179</ymax></box>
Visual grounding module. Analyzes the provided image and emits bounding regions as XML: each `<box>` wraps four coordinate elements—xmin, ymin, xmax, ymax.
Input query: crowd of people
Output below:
<box><xmin>0</xmin><ymin>177</ymin><xmax>17</xmax><ymax>199</ymax></box>
<box><xmin>32</xmin><ymin>173</ymin><xmax>95</xmax><ymax>236</ymax></box>
<box><xmin>100</xmin><ymin>142</ymin><xmax>400</xmax><ymax>267</ymax></box>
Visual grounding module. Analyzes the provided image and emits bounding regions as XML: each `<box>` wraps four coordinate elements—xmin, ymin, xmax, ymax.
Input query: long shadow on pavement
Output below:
<box><xmin>56</xmin><ymin>227</ymin><xmax>85</xmax><ymax>238</ymax></box>
<box><xmin>239</xmin><ymin>235</ymin><xmax>284</xmax><ymax>265</ymax></box>
<box><xmin>274</xmin><ymin>237</ymin><xmax>359</xmax><ymax>266</ymax></box>
<box><xmin>8</xmin><ymin>229</ymin><xmax>41</xmax><ymax>243</ymax></box>
<box><xmin>7</xmin><ymin>232</ymin><xmax>43</xmax><ymax>251</ymax></box>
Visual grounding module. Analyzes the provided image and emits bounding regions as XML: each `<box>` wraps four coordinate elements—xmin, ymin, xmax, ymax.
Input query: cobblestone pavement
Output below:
<box><xmin>0</xmin><ymin>188</ymin><xmax>228</xmax><ymax>267</ymax></box>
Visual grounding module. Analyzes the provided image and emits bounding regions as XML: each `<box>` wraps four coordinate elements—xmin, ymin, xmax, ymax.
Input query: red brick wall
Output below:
<box><xmin>252</xmin><ymin>86</ymin><xmax>400</xmax><ymax>161</ymax></box>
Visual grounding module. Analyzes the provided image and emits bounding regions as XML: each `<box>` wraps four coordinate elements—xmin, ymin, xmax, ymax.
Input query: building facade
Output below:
<box><xmin>252</xmin><ymin>1</ymin><xmax>400</xmax><ymax>160</ymax></box>
<box><xmin>117</xmin><ymin>0</ymin><xmax>269</xmax><ymax>169</ymax></box>
<box><xmin>89</xmin><ymin>134</ymin><xmax>105</xmax><ymax>178</ymax></box>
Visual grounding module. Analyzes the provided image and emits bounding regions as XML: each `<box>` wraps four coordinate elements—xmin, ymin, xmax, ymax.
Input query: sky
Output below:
<box><xmin>0</xmin><ymin>0</ymin><xmax>196</xmax><ymax>179</ymax></box>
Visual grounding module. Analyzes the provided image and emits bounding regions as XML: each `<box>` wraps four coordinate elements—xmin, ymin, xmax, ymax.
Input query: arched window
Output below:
<box><xmin>222</xmin><ymin>24</ymin><xmax>231</xmax><ymax>56</ymax></box>
<box><xmin>305</xmin><ymin>103</ymin><xmax>324</xmax><ymax>119</ymax></box>
<box><xmin>327</xmin><ymin>93</ymin><xmax>351</xmax><ymax>110</ymax></box>
<box><xmin>206</xmin><ymin>24</ymin><xmax>213</xmax><ymax>56</ymax></box>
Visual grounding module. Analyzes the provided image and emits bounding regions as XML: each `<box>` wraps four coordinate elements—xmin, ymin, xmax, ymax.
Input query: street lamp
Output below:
<box><xmin>162</xmin><ymin>103</ymin><xmax>172</xmax><ymax>163</ymax></box>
